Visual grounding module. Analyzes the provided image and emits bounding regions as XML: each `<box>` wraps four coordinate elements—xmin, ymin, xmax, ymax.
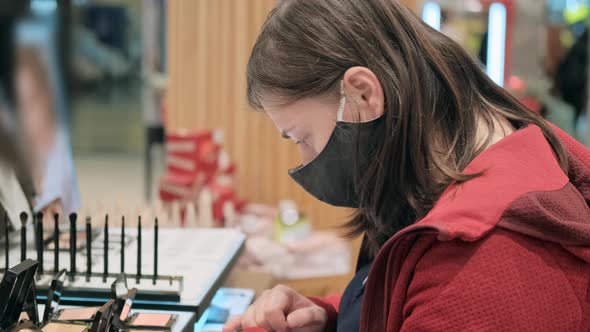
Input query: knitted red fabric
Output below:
<box><xmin>361</xmin><ymin>125</ymin><xmax>590</xmax><ymax>331</ymax></box>
<box><xmin>309</xmin><ymin>295</ymin><xmax>340</xmax><ymax>332</ymax></box>
<box><xmin>399</xmin><ymin>229</ymin><xmax>586</xmax><ymax>331</ymax></box>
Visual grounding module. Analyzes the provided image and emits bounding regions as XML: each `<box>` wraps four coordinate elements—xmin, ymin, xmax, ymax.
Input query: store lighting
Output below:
<box><xmin>422</xmin><ymin>2</ymin><xmax>442</xmax><ymax>31</ymax></box>
<box><xmin>567</xmin><ymin>0</ymin><xmax>580</xmax><ymax>13</ymax></box>
<box><xmin>486</xmin><ymin>3</ymin><xmax>507</xmax><ymax>87</ymax></box>
<box><xmin>31</xmin><ymin>0</ymin><xmax>57</xmax><ymax>15</ymax></box>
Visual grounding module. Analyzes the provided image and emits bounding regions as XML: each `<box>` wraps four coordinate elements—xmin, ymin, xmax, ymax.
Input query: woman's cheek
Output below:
<box><xmin>299</xmin><ymin>143</ymin><xmax>318</xmax><ymax>165</ymax></box>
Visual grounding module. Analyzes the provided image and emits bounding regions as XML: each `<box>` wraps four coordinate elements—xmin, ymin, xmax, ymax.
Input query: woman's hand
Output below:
<box><xmin>42</xmin><ymin>199</ymin><xmax>63</xmax><ymax>222</ymax></box>
<box><xmin>222</xmin><ymin>285</ymin><xmax>328</xmax><ymax>332</ymax></box>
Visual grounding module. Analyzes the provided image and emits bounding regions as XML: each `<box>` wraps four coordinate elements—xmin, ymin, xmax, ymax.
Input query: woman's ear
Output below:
<box><xmin>342</xmin><ymin>67</ymin><xmax>385</xmax><ymax>121</ymax></box>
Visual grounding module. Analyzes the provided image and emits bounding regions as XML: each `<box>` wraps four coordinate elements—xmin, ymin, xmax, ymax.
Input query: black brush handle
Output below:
<box><xmin>153</xmin><ymin>218</ymin><xmax>158</xmax><ymax>285</ymax></box>
<box><xmin>136</xmin><ymin>216</ymin><xmax>141</xmax><ymax>284</ymax></box>
<box><xmin>20</xmin><ymin>212</ymin><xmax>28</xmax><ymax>262</ymax></box>
<box><xmin>36</xmin><ymin>212</ymin><xmax>44</xmax><ymax>274</ymax></box>
<box><xmin>103</xmin><ymin>215</ymin><xmax>109</xmax><ymax>283</ymax></box>
<box><xmin>4</xmin><ymin>212</ymin><xmax>9</xmax><ymax>271</ymax></box>
<box><xmin>86</xmin><ymin>217</ymin><xmax>92</xmax><ymax>282</ymax></box>
<box><xmin>53</xmin><ymin>214</ymin><xmax>59</xmax><ymax>274</ymax></box>
<box><xmin>69</xmin><ymin>213</ymin><xmax>77</xmax><ymax>281</ymax></box>
<box><xmin>121</xmin><ymin>216</ymin><xmax>125</xmax><ymax>274</ymax></box>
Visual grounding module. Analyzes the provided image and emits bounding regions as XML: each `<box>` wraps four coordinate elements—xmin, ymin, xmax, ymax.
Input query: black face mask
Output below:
<box><xmin>289</xmin><ymin>97</ymin><xmax>385</xmax><ymax>208</ymax></box>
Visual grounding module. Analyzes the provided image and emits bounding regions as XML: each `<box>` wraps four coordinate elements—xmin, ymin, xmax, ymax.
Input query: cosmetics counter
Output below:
<box><xmin>1</xmin><ymin>259</ymin><xmax>254</xmax><ymax>332</ymax></box>
<box><xmin>0</xmin><ymin>212</ymin><xmax>251</xmax><ymax>332</ymax></box>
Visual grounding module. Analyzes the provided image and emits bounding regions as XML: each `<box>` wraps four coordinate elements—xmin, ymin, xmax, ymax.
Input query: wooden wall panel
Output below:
<box><xmin>167</xmin><ymin>0</ymin><xmax>346</xmax><ymax>230</ymax></box>
<box><xmin>167</xmin><ymin>0</ymin><xmax>416</xmax><ymax>230</ymax></box>
<box><xmin>403</xmin><ymin>0</ymin><xmax>418</xmax><ymax>11</ymax></box>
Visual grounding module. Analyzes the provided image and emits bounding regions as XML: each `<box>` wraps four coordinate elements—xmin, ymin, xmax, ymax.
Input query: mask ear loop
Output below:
<box><xmin>337</xmin><ymin>80</ymin><xmax>346</xmax><ymax>122</ymax></box>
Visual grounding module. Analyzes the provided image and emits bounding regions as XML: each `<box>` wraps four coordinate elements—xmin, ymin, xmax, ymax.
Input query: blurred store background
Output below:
<box><xmin>421</xmin><ymin>0</ymin><xmax>590</xmax><ymax>140</ymax></box>
<box><xmin>1</xmin><ymin>0</ymin><xmax>165</xmax><ymax>212</ymax></box>
<box><xmin>1</xmin><ymin>0</ymin><xmax>589</xmax><ymax>299</ymax></box>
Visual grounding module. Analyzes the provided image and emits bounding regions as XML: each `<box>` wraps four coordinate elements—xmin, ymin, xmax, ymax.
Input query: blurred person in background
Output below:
<box><xmin>0</xmin><ymin>85</ymin><xmax>34</xmax><ymax>230</ymax></box>
<box><xmin>224</xmin><ymin>0</ymin><xmax>590</xmax><ymax>331</ymax></box>
<box><xmin>547</xmin><ymin>2</ymin><xmax>590</xmax><ymax>136</ymax></box>
<box><xmin>16</xmin><ymin>46</ymin><xmax>79</xmax><ymax>219</ymax></box>
<box><xmin>553</xmin><ymin>27</ymin><xmax>588</xmax><ymax>133</ymax></box>
<box><xmin>0</xmin><ymin>0</ymin><xmax>36</xmax><ymax>232</ymax></box>
<box><xmin>17</xmin><ymin>47</ymin><xmax>58</xmax><ymax>197</ymax></box>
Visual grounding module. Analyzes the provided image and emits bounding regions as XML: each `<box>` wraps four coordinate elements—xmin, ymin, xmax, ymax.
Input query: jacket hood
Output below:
<box><xmin>388</xmin><ymin>123</ymin><xmax>590</xmax><ymax>262</ymax></box>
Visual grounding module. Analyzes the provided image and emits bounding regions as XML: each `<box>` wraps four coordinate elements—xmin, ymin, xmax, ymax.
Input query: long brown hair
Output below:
<box><xmin>247</xmin><ymin>0</ymin><xmax>568</xmax><ymax>255</ymax></box>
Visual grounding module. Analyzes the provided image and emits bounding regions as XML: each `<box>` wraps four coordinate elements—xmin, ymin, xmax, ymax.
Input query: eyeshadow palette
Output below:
<box><xmin>42</xmin><ymin>322</ymin><xmax>88</xmax><ymax>332</ymax></box>
<box><xmin>128</xmin><ymin>312</ymin><xmax>175</xmax><ymax>329</ymax></box>
<box><xmin>56</xmin><ymin>307</ymin><xmax>99</xmax><ymax>321</ymax></box>
<box><xmin>120</xmin><ymin>302</ymin><xmax>131</xmax><ymax>322</ymax></box>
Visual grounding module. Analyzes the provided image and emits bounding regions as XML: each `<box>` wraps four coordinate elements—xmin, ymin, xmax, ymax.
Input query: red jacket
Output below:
<box><xmin>248</xmin><ymin>124</ymin><xmax>590</xmax><ymax>331</ymax></box>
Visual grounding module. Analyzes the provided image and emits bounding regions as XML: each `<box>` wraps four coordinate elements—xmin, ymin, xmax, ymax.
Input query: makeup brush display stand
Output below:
<box><xmin>1</xmin><ymin>225</ymin><xmax>245</xmax><ymax>318</ymax></box>
<box><xmin>35</xmin><ymin>272</ymin><xmax>184</xmax><ymax>302</ymax></box>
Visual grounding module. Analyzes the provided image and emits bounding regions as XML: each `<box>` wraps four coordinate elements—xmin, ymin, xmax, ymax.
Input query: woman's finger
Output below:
<box><xmin>287</xmin><ymin>306</ymin><xmax>327</xmax><ymax>329</ymax></box>
<box><xmin>261</xmin><ymin>290</ymin><xmax>291</xmax><ymax>332</ymax></box>
<box><xmin>254</xmin><ymin>296</ymin><xmax>274</xmax><ymax>330</ymax></box>
<box><xmin>241</xmin><ymin>305</ymin><xmax>258</xmax><ymax>328</ymax></box>
<box><xmin>222</xmin><ymin>315</ymin><xmax>243</xmax><ymax>332</ymax></box>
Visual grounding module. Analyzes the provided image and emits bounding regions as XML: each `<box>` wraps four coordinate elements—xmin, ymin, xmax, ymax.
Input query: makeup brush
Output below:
<box><xmin>136</xmin><ymin>216</ymin><xmax>141</xmax><ymax>284</ymax></box>
<box><xmin>103</xmin><ymin>214</ymin><xmax>109</xmax><ymax>283</ymax></box>
<box><xmin>20</xmin><ymin>212</ymin><xmax>28</xmax><ymax>262</ymax></box>
<box><xmin>153</xmin><ymin>218</ymin><xmax>158</xmax><ymax>285</ymax></box>
<box><xmin>185</xmin><ymin>202</ymin><xmax>197</xmax><ymax>227</ymax></box>
<box><xmin>199</xmin><ymin>188</ymin><xmax>214</xmax><ymax>227</ymax></box>
<box><xmin>121</xmin><ymin>216</ymin><xmax>125</xmax><ymax>274</ymax></box>
<box><xmin>36</xmin><ymin>212</ymin><xmax>44</xmax><ymax>275</ymax></box>
<box><xmin>86</xmin><ymin>217</ymin><xmax>92</xmax><ymax>282</ymax></box>
<box><xmin>4</xmin><ymin>211</ymin><xmax>9</xmax><ymax>271</ymax></box>
<box><xmin>170</xmin><ymin>201</ymin><xmax>180</xmax><ymax>227</ymax></box>
<box><xmin>223</xmin><ymin>201</ymin><xmax>236</xmax><ymax>228</ymax></box>
<box><xmin>69</xmin><ymin>213</ymin><xmax>77</xmax><ymax>281</ymax></box>
<box><xmin>53</xmin><ymin>214</ymin><xmax>59</xmax><ymax>274</ymax></box>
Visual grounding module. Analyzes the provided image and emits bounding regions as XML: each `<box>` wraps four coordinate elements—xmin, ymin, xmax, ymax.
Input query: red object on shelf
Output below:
<box><xmin>158</xmin><ymin>127</ymin><xmax>246</xmax><ymax>227</ymax></box>
<box><xmin>159</xmin><ymin>129</ymin><xmax>223</xmax><ymax>203</ymax></box>
<box><xmin>235</xmin><ymin>199</ymin><xmax>248</xmax><ymax>213</ymax></box>
<box><xmin>158</xmin><ymin>173</ymin><xmax>196</xmax><ymax>201</ymax></box>
<box><xmin>210</xmin><ymin>183</ymin><xmax>237</xmax><ymax>225</ymax></box>
<box><xmin>165</xmin><ymin>130</ymin><xmax>223</xmax><ymax>184</ymax></box>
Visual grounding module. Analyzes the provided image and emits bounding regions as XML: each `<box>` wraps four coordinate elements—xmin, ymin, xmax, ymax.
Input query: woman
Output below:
<box><xmin>16</xmin><ymin>47</ymin><xmax>80</xmax><ymax>218</ymax></box>
<box><xmin>0</xmin><ymin>86</ymin><xmax>34</xmax><ymax>234</ymax></box>
<box><xmin>224</xmin><ymin>1</ymin><xmax>590</xmax><ymax>331</ymax></box>
<box><xmin>16</xmin><ymin>47</ymin><xmax>58</xmax><ymax>196</ymax></box>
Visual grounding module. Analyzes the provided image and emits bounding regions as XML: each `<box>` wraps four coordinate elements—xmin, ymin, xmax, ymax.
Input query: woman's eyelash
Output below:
<box><xmin>295</xmin><ymin>137</ymin><xmax>308</xmax><ymax>145</ymax></box>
